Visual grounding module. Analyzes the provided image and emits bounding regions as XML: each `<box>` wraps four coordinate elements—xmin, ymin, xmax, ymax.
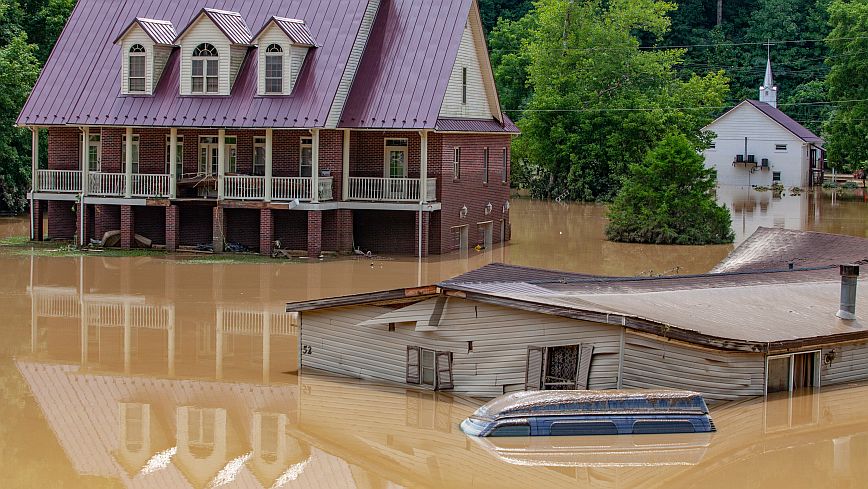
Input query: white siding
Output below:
<box><xmin>291</xmin><ymin>48</ymin><xmax>309</xmax><ymax>91</ymax></box>
<box><xmin>301</xmin><ymin>299</ymin><xmax>622</xmax><ymax>398</ymax></box>
<box><xmin>703</xmin><ymin>102</ymin><xmax>809</xmax><ymax>187</ymax></box>
<box><xmin>255</xmin><ymin>25</ymin><xmax>293</xmax><ymax>96</ymax></box>
<box><xmin>178</xmin><ymin>17</ymin><xmax>231</xmax><ymax>96</ymax></box>
<box><xmin>120</xmin><ymin>27</ymin><xmax>155</xmax><ymax>95</ymax></box>
<box><xmin>230</xmin><ymin>45</ymin><xmax>248</xmax><ymax>88</ymax></box>
<box><xmin>326</xmin><ymin>0</ymin><xmax>381</xmax><ymax>128</ymax></box>
<box><xmin>821</xmin><ymin>342</ymin><xmax>868</xmax><ymax>386</ymax></box>
<box><xmin>621</xmin><ymin>332</ymin><xmax>766</xmax><ymax>404</ymax></box>
<box><xmin>438</xmin><ymin>7</ymin><xmax>497</xmax><ymax>120</ymax></box>
<box><xmin>153</xmin><ymin>46</ymin><xmax>172</xmax><ymax>89</ymax></box>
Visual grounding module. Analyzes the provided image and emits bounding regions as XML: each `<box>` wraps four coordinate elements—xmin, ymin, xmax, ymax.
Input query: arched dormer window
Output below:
<box><xmin>192</xmin><ymin>43</ymin><xmax>219</xmax><ymax>94</ymax></box>
<box><xmin>128</xmin><ymin>44</ymin><xmax>147</xmax><ymax>92</ymax></box>
<box><xmin>264</xmin><ymin>44</ymin><xmax>283</xmax><ymax>94</ymax></box>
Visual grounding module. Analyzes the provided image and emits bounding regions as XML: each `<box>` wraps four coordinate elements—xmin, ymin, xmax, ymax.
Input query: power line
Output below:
<box><xmin>489</xmin><ymin>36</ymin><xmax>868</xmax><ymax>54</ymax></box>
<box><xmin>502</xmin><ymin>98</ymin><xmax>868</xmax><ymax>113</ymax></box>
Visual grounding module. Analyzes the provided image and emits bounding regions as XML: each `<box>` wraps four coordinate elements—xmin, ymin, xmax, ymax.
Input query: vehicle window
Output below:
<box><xmin>632</xmin><ymin>420</ymin><xmax>696</xmax><ymax>435</ymax></box>
<box><xmin>550</xmin><ymin>421</ymin><xmax>618</xmax><ymax>436</ymax></box>
<box><xmin>489</xmin><ymin>424</ymin><xmax>531</xmax><ymax>437</ymax></box>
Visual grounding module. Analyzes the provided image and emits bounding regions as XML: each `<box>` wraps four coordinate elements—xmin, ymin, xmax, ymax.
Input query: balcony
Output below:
<box><xmin>347</xmin><ymin>177</ymin><xmax>437</xmax><ymax>202</ymax></box>
<box><xmin>88</xmin><ymin>172</ymin><xmax>171</xmax><ymax>198</ymax></box>
<box><xmin>223</xmin><ymin>176</ymin><xmax>334</xmax><ymax>201</ymax></box>
<box><xmin>36</xmin><ymin>170</ymin><xmax>82</xmax><ymax>193</ymax></box>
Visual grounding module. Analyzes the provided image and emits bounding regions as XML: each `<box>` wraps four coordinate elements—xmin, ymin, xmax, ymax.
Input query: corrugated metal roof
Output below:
<box><xmin>274</xmin><ymin>17</ymin><xmax>317</xmax><ymax>47</ymax></box>
<box><xmin>17</xmin><ymin>0</ymin><xmax>371</xmax><ymax>128</ymax></box>
<box><xmin>435</xmin><ymin>116</ymin><xmax>520</xmax><ymax>133</ymax></box>
<box><xmin>338</xmin><ymin>0</ymin><xmax>473</xmax><ymax>130</ymax></box>
<box><xmin>114</xmin><ymin>18</ymin><xmax>177</xmax><ymax>46</ymax></box>
<box><xmin>712</xmin><ymin>227</ymin><xmax>868</xmax><ymax>273</ymax></box>
<box><xmin>177</xmin><ymin>8</ymin><xmax>254</xmax><ymax>46</ymax></box>
<box><xmin>746</xmin><ymin>100</ymin><xmax>824</xmax><ymax>144</ymax></box>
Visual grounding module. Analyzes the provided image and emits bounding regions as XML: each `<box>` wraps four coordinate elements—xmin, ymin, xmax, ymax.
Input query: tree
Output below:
<box><xmin>514</xmin><ymin>0</ymin><xmax>728</xmax><ymax>201</ymax></box>
<box><xmin>825</xmin><ymin>0</ymin><xmax>868</xmax><ymax>170</ymax></box>
<box><xmin>0</xmin><ymin>33</ymin><xmax>39</xmax><ymax>213</ymax></box>
<box><xmin>606</xmin><ymin>133</ymin><xmax>734</xmax><ymax>245</ymax></box>
<box><xmin>488</xmin><ymin>11</ymin><xmax>537</xmax><ymax>119</ymax></box>
<box><xmin>478</xmin><ymin>0</ymin><xmax>533</xmax><ymax>33</ymax></box>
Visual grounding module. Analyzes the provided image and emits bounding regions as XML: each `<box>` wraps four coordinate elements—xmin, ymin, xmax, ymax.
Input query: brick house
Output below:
<box><xmin>20</xmin><ymin>0</ymin><xmax>519</xmax><ymax>257</ymax></box>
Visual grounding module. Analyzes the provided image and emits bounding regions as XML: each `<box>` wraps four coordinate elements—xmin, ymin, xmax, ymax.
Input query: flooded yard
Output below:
<box><xmin>2</xmin><ymin>188</ymin><xmax>868</xmax><ymax>487</ymax></box>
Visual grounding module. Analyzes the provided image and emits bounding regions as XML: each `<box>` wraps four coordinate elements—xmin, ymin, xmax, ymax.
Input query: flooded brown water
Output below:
<box><xmin>2</xmin><ymin>189</ymin><xmax>868</xmax><ymax>488</ymax></box>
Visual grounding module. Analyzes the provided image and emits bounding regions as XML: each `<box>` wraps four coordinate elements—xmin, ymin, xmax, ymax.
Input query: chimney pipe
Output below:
<box><xmin>836</xmin><ymin>264</ymin><xmax>860</xmax><ymax>320</ymax></box>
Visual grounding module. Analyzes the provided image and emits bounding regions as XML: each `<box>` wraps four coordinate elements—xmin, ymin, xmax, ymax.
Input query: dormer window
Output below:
<box><xmin>128</xmin><ymin>44</ymin><xmax>147</xmax><ymax>92</ymax></box>
<box><xmin>265</xmin><ymin>44</ymin><xmax>284</xmax><ymax>94</ymax></box>
<box><xmin>192</xmin><ymin>43</ymin><xmax>219</xmax><ymax>94</ymax></box>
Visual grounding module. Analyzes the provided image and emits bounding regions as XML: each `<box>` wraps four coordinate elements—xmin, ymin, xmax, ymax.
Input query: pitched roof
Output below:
<box><xmin>338</xmin><ymin>0</ymin><xmax>475</xmax><ymax>130</ymax></box>
<box><xmin>254</xmin><ymin>17</ymin><xmax>317</xmax><ymax>48</ymax></box>
<box><xmin>175</xmin><ymin>8</ymin><xmax>253</xmax><ymax>46</ymax></box>
<box><xmin>113</xmin><ymin>18</ymin><xmax>177</xmax><ymax>46</ymax></box>
<box><xmin>435</xmin><ymin>116</ymin><xmax>520</xmax><ymax>133</ymax></box>
<box><xmin>746</xmin><ymin>100</ymin><xmax>824</xmax><ymax>144</ymax></box>
<box><xmin>17</xmin><ymin>0</ymin><xmax>371</xmax><ymax>128</ymax></box>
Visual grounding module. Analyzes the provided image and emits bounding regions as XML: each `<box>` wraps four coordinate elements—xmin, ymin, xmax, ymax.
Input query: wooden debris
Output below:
<box><xmin>102</xmin><ymin>230</ymin><xmax>121</xmax><ymax>248</ymax></box>
<box><xmin>134</xmin><ymin>234</ymin><xmax>152</xmax><ymax>248</ymax></box>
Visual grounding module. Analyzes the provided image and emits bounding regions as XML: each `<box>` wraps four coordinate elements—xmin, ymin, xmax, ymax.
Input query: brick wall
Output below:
<box><xmin>178</xmin><ymin>204</ymin><xmax>213</xmax><ymax>246</ymax></box>
<box><xmin>101</xmin><ymin>128</ymin><xmax>123</xmax><ymax>173</ymax></box>
<box><xmin>120</xmin><ymin>206</ymin><xmax>134</xmax><ymax>249</ymax></box>
<box><xmin>224</xmin><ymin>208</ymin><xmax>261</xmax><ymax>250</ymax></box>
<box><xmin>435</xmin><ymin>133</ymin><xmax>512</xmax><ymax>253</ymax></box>
<box><xmin>260</xmin><ymin>209</ymin><xmax>274</xmax><ymax>255</ymax></box>
<box><xmin>349</xmin><ymin>131</ymin><xmax>421</xmax><ymax>178</ymax></box>
<box><xmin>307</xmin><ymin>210</ymin><xmax>322</xmax><ymax>257</ymax></box>
<box><xmin>273</xmin><ymin>210</ymin><xmax>307</xmax><ymax>250</ymax></box>
<box><xmin>94</xmin><ymin>205</ymin><xmax>120</xmax><ymax>239</ymax></box>
<box><xmin>133</xmin><ymin>206</ymin><xmax>166</xmax><ymax>245</ymax></box>
<box><xmin>47</xmin><ymin>127</ymin><xmax>80</xmax><ymax>170</ymax></box>
<box><xmin>166</xmin><ymin>205</ymin><xmax>179</xmax><ymax>251</ymax></box>
<box><xmin>47</xmin><ymin>201</ymin><xmax>75</xmax><ymax>239</ymax></box>
<box><xmin>353</xmin><ymin>210</ymin><xmax>417</xmax><ymax>255</ymax></box>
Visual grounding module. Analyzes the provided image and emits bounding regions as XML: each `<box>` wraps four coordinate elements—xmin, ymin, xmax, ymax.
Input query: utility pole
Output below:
<box><xmin>717</xmin><ymin>0</ymin><xmax>723</xmax><ymax>26</ymax></box>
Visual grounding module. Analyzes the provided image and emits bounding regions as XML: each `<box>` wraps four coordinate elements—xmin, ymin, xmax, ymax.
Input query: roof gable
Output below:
<box><xmin>175</xmin><ymin>8</ymin><xmax>253</xmax><ymax>46</ymax></box>
<box><xmin>705</xmin><ymin>100</ymin><xmax>823</xmax><ymax>145</ymax></box>
<box><xmin>113</xmin><ymin>18</ymin><xmax>177</xmax><ymax>46</ymax></box>
<box><xmin>253</xmin><ymin>17</ymin><xmax>317</xmax><ymax>48</ymax></box>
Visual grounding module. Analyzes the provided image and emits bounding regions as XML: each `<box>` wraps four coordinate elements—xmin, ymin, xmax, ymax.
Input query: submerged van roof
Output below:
<box><xmin>474</xmin><ymin>390</ymin><xmax>709</xmax><ymax>420</ymax></box>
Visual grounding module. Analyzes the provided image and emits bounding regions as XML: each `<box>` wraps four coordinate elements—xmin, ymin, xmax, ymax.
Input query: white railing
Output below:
<box><xmin>224</xmin><ymin>175</ymin><xmax>266</xmax><ymax>200</ymax></box>
<box><xmin>220</xmin><ymin>309</ymin><xmax>299</xmax><ymax>336</ymax></box>
<box><xmin>318</xmin><ymin>176</ymin><xmax>334</xmax><ymax>201</ymax></box>
<box><xmin>273</xmin><ymin>177</ymin><xmax>311</xmax><ymax>201</ymax></box>
<box><xmin>89</xmin><ymin>172</ymin><xmax>126</xmax><ymax>196</ymax></box>
<box><xmin>132</xmin><ymin>174</ymin><xmax>171</xmax><ymax>198</ymax></box>
<box><xmin>36</xmin><ymin>170</ymin><xmax>82</xmax><ymax>193</ymax></box>
<box><xmin>348</xmin><ymin>177</ymin><xmax>438</xmax><ymax>202</ymax></box>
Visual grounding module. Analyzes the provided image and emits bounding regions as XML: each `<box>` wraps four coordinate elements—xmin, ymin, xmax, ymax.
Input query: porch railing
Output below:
<box><xmin>36</xmin><ymin>170</ymin><xmax>82</xmax><ymax>193</ymax></box>
<box><xmin>89</xmin><ymin>172</ymin><xmax>126</xmax><ymax>196</ymax></box>
<box><xmin>132</xmin><ymin>174</ymin><xmax>171</xmax><ymax>198</ymax></box>
<box><xmin>224</xmin><ymin>175</ymin><xmax>265</xmax><ymax>200</ymax></box>
<box><xmin>318</xmin><ymin>177</ymin><xmax>334</xmax><ymax>201</ymax></box>
<box><xmin>272</xmin><ymin>176</ymin><xmax>334</xmax><ymax>202</ymax></box>
<box><xmin>347</xmin><ymin>177</ymin><xmax>437</xmax><ymax>202</ymax></box>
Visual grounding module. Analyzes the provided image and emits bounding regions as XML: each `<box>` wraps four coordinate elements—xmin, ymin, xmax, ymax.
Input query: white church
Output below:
<box><xmin>703</xmin><ymin>56</ymin><xmax>825</xmax><ymax>188</ymax></box>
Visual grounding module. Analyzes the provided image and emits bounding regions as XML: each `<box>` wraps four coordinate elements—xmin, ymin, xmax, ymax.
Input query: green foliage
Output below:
<box><xmin>488</xmin><ymin>12</ymin><xmax>537</xmax><ymax>119</ymax></box>
<box><xmin>825</xmin><ymin>0</ymin><xmax>868</xmax><ymax>171</ymax></box>
<box><xmin>513</xmin><ymin>0</ymin><xmax>728</xmax><ymax>201</ymax></box>
<box><xmin>606</xmin><ymin>133</ymin><xmax>734</xmax><ymax>245</ymax></box>
<box><xmin>478</xmin><ymin>0</ymin><xmax>533</xmax><ymax>33</ymax></box>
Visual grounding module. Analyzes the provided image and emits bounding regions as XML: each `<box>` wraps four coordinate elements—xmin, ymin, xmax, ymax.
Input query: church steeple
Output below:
<box><xmin>759</xmin><ymin>48</ymin><xmax>778</xmax><ymax>108</ymax></box>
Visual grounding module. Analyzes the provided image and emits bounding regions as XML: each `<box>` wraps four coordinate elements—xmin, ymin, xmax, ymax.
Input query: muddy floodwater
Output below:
<box><xmin>2</xmin><ymin>188</ymin><xmax>868</xmax><ymax>488</ymax></box>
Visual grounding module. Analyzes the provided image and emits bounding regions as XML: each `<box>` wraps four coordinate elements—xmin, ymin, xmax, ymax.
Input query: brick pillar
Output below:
<box><xmin>32</xmin><ymin>200</ymin><xmax>43</xmax><ymax>241</ymax></box>
<box><xmin>260</xmin><ymin>208</ymin><xmax>274</xmax><ymax>256</ymax></box>
<box><xmin>76</xmin><ymin>203</ymin><xmax>91</xmax><ymax>246</ymax></box>
<box><xmin>166</xmin><ymin>205</ymin><xmax>180</xmax><ymax>252</ymax></box>
<box><xmin>120</xmin><ymin>205</ymin><xmax>134</xmax><ymax>249</ymax></box>
<box><xmin>414</xmin><ymin>211</ymin><xmax>430</xmax><ymax>257</ymax></box>
<box><xmin>307</xmin><ymin>210</ymin><xmax>322</xmax><ymax>258</ymax></box>
<box><xmin>212</xmin><ymin>206</ymin><xmax>225</xmax><ymax>253</ymax></box>
<box><xmin>336</xmin><ymin>209</ymin><xmax>353</xmax><ymax>252</ymax></box>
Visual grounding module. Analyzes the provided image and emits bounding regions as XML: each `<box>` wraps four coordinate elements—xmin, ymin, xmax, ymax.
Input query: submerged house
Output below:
<box><xmin>702</xmin><ymin>55</ymin><xmax>825</xmax><ymax>188</ymax></box>
<box><xmin>20</xmin><ymin>0</ymin><xmax>518</xmax><ymax>257</ymax></box>
<box><xmin>288</xmin><ymin>228</ymin><xmax>868</xmax><ymax>402</ymax></box>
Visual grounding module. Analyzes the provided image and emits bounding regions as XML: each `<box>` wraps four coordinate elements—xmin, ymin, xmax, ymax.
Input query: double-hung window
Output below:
<box><xmin>300</xmin><ymin>138</ymin><xmax>313</xmax><ymax>177</ymax></box>
<box><xmin>406</xmin><ymin>346</ymin><xmax>454</xmax><ymax>390</ymax></box>
<box><xmin>128</xmin><ymin>44</ymin><xmax>146</xmax><ymax>93</ymax></box>
<box><xmin>165</xmin><ymin>136</ymin><xmax>184</xmax><ymax>176</ymax></box>
<box><xmin>453</xmin><ymin>147</ymin><xmax>461</xmax><ymax>180</ymax></box>
<box><xmin>253</xmin><ymin>137</ymin><xmax>266</xmax><ymax>176</ymax></box>
<box><xmin>121</xmin><ymin>135</ymin><xmax>140</xmax><ymax>173</ymax></box>
<box><xmin>192</xmin><ymin>43</ymin><xmax>219</xmax><ymax>94</ymax></box>
<box><xmin>264</xmin><ymin>44</ymin><xmax>283</xmax><ymax>94</ymax></box>
<box><xmin>461</xmin><ymin>67</ymin><xmax>468</xmax><ymax>105</ymax></box>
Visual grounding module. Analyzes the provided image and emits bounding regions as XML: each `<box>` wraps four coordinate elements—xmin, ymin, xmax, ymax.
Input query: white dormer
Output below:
<box><xmin>252</xmin><ymin>17</ymin><xmax>317</xmax><ymax>96</ymax></box>
<box><xmin>113</xmin><ymin>18</ymin><xmax>177</xmax><ymax>96</ymax></box>
<box><xmin>174</xmin><ymin>8</ymin><xmax>253</xmax><ymax>96</ymax></box>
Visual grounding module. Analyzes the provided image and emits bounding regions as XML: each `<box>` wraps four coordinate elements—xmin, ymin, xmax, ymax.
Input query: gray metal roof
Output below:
<box><xmin>746</xmin><ymin>100</ymin><xmax>824</xmax><ymax>144</ymax></box>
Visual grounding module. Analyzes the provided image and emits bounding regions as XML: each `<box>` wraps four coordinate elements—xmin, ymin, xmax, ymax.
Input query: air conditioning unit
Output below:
<box><xmin>761</xmin><ymin>158</ymin><xmax>770</xmax><ymax>168</ymax></box>
<box><xmin>736</xmin><ymin>154</ymin><xmax>745</xmax><ymax>163</ymax></box>
<box><xmin>747</xmin><ymin>154</ymin><xmax>756</xmax><ymax>163</ymax></box>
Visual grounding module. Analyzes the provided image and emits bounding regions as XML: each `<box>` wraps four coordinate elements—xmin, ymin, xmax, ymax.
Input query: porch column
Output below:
<box><xmin>311</xmin><ymin>129</ymin><xmax>320</xmax><ymax>203</ymax></box>
<box><xmin>212</xmin><ymin>206</ymin><xmax>225</xmax><ymax>253</ymax></box>
<box><xmin>217</xmin><ymin>129</ymin><xmax>226</xmax><ymax>199</ymax></box>
<box><xmin>307</xmin><ymin>210</ymin><xmax>322</xmax><ymax>257</ymax></box>
<box><xmin>121</xmin><ymin>205</ymin><xmax>134</xmax><ymax>249</ymax></box>
<box><xmin>124</xmin><ymin>127</ymin><xmax>133</xmax><ymax>198</ymax></box>
<box><xmin>342</xmin><ymin>129</ymin><xmax>350</xmax><ymax>201</ymax></box>
<box><xmin>260</xmin><ymin>208</ymin><xmax>274</xmax><ymax>256</ymax></box>
<box><xmin>30</xmin><ymin>128</ymin><xmax>38</xmax><ymax>240</ymax></box>
<box><xmin>420</xmin><ymin>130</ymin><xmax>429</xmax><ymax>203</ymax></box>
<box><xmin>166</xmin><ymin>204</ymin><xmax>179</xmax><ymax>252</ymax></box>
<box><xmin>169</xmin><ymin>128</ymin><xmax>178</xmax><ymax>199</ymax></box>
<box><xmin>81</xmin><ymin>126</ymin><xmax>90</xmax><ymax>197</ymax></box>
<box><xmin>265</xmin><ymin>128</ymin><xmax>273</xmax><ymax>202</ymax></box>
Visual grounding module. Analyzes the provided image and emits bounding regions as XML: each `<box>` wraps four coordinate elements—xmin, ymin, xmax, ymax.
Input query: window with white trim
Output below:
<box><xmin>264</xmin><ymin>44</ymin><xmax>283</xmax><ymax>94</ymax></box>
<box><xmin>406</xmin><ymin>346</ymin><xmax>454</xmax><ymax>389</ymax></box>
<box><xmin>453</xmin><ymin>147</ymin><xmax>461</xmax><ymax>179</ymax></box>
<box><xmin>225</xmin><ymin>136</ymin><xmax>237</xmax><ymax>173</ymax></box>
<box><xmin>461</xmin><ymin>67</ymin><xmax>468</xmax><ymax>105</ymax></box>
<box><xmin>165</xmin><ymin>136</ymin><xmax>184</xmax><ymax>175</ymax></box>
<box><xmin>501</xmin><ymin>148</ymin><xmax>508</xmax><ymax>183</ymax></box>
<box><xmin>766</xmin><ymin>351</ymin><xmax>820</xmax><ymax>394</ymax></box>
<box><xmin>775</xmin><ymin>144</ymin><xmax>788</xmax><ymax>152</ymax></box>
<box><xmin>192</xmin><ymin>43</ymin><xmax>219</xmax><ymax>94</ymax></box>
<box><xmin>253</xmin><ymin>137</ymin><xmax>266</xmax><ymax>176</ymax></box>
<box><xmin>128</xmin><ymin>44</ymin><xmax>147</xmax><ymax>93</ymax></box>
<box><xmin>85</xmin><ymin>134</ymin><xmax>101</xmax><ymax>172</ymax></box>
<box><xmin>300</xmin><ymin>137</ymin><xmax>313</xmax><ymax>177</ymax></box>
<box><xmin>121</xmin><ymin>135</ymin><xmax>140</xmax><ymax>173</ymax></box>
<box><xmin>483</xmin><ymin>147</ymin><xmax>489</xmax><ymax>184</ymax></box>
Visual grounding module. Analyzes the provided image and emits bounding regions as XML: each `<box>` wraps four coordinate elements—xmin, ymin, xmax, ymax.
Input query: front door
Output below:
<box><xmin>385</xmin><ymin>139</ymin><xmax>408</xmax><ymax>199</ymax></box>
<box><xmin>88</xmin><ymin>135</ymin><xmax>101</xmax><ymax>172</ymax></box>
<box><xmin>199</xmin><ymin>137</ymin><xmax>237</xmax><ymax>175</ymax></box>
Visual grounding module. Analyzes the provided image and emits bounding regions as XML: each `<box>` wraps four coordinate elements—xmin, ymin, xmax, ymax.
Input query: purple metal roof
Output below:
<box><xmin>747</xmin><ymin>100</ymin><xmax>824</xmax><ymax>144</ymax></box>
<box><xmin>192</xmin><ymin>8</ymin><xmax>254</xmax><ymax>46</ymax></box>
<box><xmin>274</xmin><ymin>17</ymin><xmax>317</xmax><ymax>47</ymax></box>
<box><xmin>18</xmin><ymin>0</ymin><xmax>370</xmax><ymax>128</ymax></box>
<box><xmin>436</xmin><ymin>116</ymin><xmax>520</xmax><ymax>133</ymax></box>
<box><xmin>113</xmin><ymin>18</ymin><xmax>177</xmax><ymax>46</ymax></box>
<box><xmin>338</xmin><ymin>0</ymin><xmax>474</xmax><ymax>130</ymax></box>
